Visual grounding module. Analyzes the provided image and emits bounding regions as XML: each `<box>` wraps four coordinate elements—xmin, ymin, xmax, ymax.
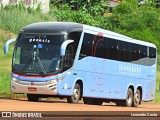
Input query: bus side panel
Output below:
<box><xmin>73</xmin><ymin>56</ymin><xmax>156</xmax><ymax>101</ymax></box>
<box><xmin>75</xmin><ymin>57</ymin><xmax>126</xmax><ymax>99</ymax></box>
<box><xmin>121</xmin><ymin>77</ymin><xmax>135</xmax><ymax>99</ymax></box>
<box><xmin>57</xmin><ymin>70</ymin><xmax>74</xmax><ymax>96</ymax></box>
<box><xmin>82</xmin><ymin>72</ymin><xmax>124</xmax><ymax>99</ymax></box>
<box><xmin>142</xmin><ymin>79</ymin><xmax>156</xmax><ymax>101</ymax></box>
<box><xmin>57</xmin><ymin>69</ymin><xmax>85</xmax><ymax>96</ymax></box>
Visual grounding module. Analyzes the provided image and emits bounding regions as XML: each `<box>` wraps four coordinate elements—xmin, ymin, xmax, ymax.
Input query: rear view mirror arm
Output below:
<box><xmin>60</xmin><ymin>40</ymin><xmax>74</xmax><ymax>56</ymax></box>
<box><xmin>4</xmin><ymin>38</ymin><xmax>16</xmax><ymax>54</ymax></box>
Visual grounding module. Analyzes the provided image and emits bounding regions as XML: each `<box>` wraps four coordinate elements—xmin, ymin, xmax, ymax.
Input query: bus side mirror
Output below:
<box><xmin>60</xmin><ymin>40</ymin><xmax>74</xmax><ymax>56</ymax></box>
<box><xmin>4</xmin><ymin>38</ymin><xmax>16</xmax><ymax>54</ymax></box>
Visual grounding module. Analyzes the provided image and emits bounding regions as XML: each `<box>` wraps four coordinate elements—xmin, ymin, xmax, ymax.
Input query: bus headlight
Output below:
<box><xmin>48</xmin><ymin>77</ymin><xmax>64</xmax><ymax>84</ymax></box>
<box><xmin>11</xmin><ymin>77</ymin><xmax>18</xmax><ymax>82</ymax></box>
<box><xmin>56</xmin><ymin>76</ymin><xmax>64</xmax><ymax>82</ymax></box>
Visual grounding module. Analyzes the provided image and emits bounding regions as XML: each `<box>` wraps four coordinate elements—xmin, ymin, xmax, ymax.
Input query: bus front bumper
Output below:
<box><xmin>11</xmin><ymin>78</ymin><xmax>57</xmax><ymax>95</ymax></box>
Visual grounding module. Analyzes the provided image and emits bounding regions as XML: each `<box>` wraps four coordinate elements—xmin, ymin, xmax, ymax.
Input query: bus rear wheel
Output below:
<box><xmin>67</xmin><ymin>83</ymin><xmax>81</xmax><ymax>103</ymax></box>
<box><xmin>83</xmin><ymin>98</ymin><xmax>103</xmax><ymax>105</ymax></box>
<box><xmin>132</xmin><ymin>89</ymin><xmax>141</xmax><ymax>107</ymax></box>
<box><xmin>116</xmin><ymin>88</ymin><xmax>133</xmax><ymax>107</ymax></box>
<box><xmin>27</xmin><ymin>94</ymin><xmax>40</xmax><ymax>102</ymax></box>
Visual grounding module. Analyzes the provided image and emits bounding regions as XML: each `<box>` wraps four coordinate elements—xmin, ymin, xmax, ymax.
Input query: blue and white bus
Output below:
<box><xmin>4</xmin><ymin>22</ymin><xmax>157</xmax><ymax>107</ymax></box>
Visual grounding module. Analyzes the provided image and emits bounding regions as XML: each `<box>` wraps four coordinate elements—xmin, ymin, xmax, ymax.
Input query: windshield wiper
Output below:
<box><xmin>36</xmin><ymin>55</ymin><xmax>47</xmax><ymax>76</ymax></box>
<box><xmin>18</xmin><ymin>52</ymin><xmax>47</xmax><ymax>76</ymax></box>
<box><xmin>19</xmin><ymin>54</ymin><xmax>34</xmax><ymax>74</ymax></box>
<box><xmin>36</xmin><ymin>43</ymin><xmax>47</xmax><ymax>76</ymax></box>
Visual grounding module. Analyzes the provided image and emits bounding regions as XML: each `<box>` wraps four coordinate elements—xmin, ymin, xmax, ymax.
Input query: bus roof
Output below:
<box><xmin>20</xmin><ymin>22</ymin><xmax>156</xmax><ymax>48</ymax></box>
<box><xmin>20</xmin><ymin>22</ymin><xmax>83</xmax><ymax>34</ymax></box>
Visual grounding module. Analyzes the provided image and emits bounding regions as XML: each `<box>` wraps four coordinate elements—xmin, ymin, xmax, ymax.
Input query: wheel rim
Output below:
<box><xmin>73</xmin><ymin>89</ymin><xmax>79</xmax><ymax>100</ymax></box>
<box><xmin>135</xmin><ymin>92</ymin><xmax>140</xmax><ymax>104</ymax></box>
<box><xmin>127</xmin><ymin>91</ymin><xmax>132</xmax><ymax>105</ymax></box>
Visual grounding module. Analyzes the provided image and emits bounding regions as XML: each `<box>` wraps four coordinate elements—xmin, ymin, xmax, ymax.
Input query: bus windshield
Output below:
<box><xmin>13</xmin><ymin>34</ymin><xmax>65</xmax><ymax>76</ymax></box>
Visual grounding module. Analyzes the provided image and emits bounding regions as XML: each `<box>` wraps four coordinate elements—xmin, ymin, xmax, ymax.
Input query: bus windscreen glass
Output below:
<box><xmin>13</xmin><ymin>34</ymin><xmax>64</xmax><ymax>75</ymax></box>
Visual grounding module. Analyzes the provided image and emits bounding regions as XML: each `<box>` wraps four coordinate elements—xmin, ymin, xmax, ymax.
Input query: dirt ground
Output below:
<box><xmin>0</xmin><ymin>98</ymin><xmax>159</xmax><ymax>111</ymax></box>
<box><xmin>0</xmin><ymin>98</ymin><xmax>160</xmax><ymax>119</ymax></box>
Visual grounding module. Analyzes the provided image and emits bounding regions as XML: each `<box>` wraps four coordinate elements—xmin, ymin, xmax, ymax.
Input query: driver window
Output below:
<box><xmin>63</xmin><ymin>44</ymin><xmax>73</xmax><ymax>70</ymax></box>
<box><xmin>63</xmin><ymin>31</ymin><xmax>82</xmax><ymax>70</ymax></box>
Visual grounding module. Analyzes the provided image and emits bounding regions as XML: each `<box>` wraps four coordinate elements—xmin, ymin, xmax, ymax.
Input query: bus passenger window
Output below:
<box><xmin>79</xmin><ymin>33</ymin><xmax>92</xmax><ymax>59</ymax></box>
<box><xmin>149</xmin><ymin>47</ymin><xmax>156</xmax><ymax>66</ymax></box>
<box><xmin>140</xmin><ymin>45</ymin><xmax>149</xmax><ymax>66</ymax></box>
<box><xmin>94</xmin><ymin>36</ymin><xmax>106</xmax><ymax>59</ymax></box>
<box><xmin>130</xmin><ymin>43</ymin><xmax>141</xmax><ymax>64</ymax></box>
<box><xmin>107</xmin><ymin>38</ymin><xmax>118</xmax><ymax>60</ymax></box>
<box><xmin>119</xmin><ymin>41</ymin><xmax>130</xmax><ymax>62</ymax></box>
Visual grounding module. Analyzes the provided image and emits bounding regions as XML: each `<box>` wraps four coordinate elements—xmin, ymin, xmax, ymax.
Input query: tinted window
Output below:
<box><xmin>63</xmin><ymin>44</ymin><xmax>74</xmax><ymax>70</ymax></box>
<box><xmin>68</xmin><ymin>32</ymin><xmax>82</xmax><ymax>60</ymax></box>
<box><xmin>130</xmin><ymin>43</ymin><xmax>141</xmax><ymax>64</ymax></box>
<box><xmin>149</xmin><ymin>47</ymin><xmax>156</xmax><ymax>66</ymax></box>
<box><xmin>119</xmin><ymin>41</ymin><xmax>130</xmax><ymax>62</ymax></box>
<box><xmin>79</xmin><ymin>33</ymin><xmax>156</xmax><ymax>66</ymax></box>
<box><xmin>79</xmin><ymin>33</ymin><xmax>107</xmax><ymax>59</ymax></box>
<box><xmin>107</xmin><ymin>38</ymin><xmax>118</xmax><ymax>60</ymax></box>
<box><xmin>140</xmin><ymin>45</ymin><xmax>149</xmax><ymax>65</ymax></box>
<box><xmin>94</xmin><ymin>36</ymin><xmax>106</xmax><ymax>58</ymax></box>
<box><xmin>79</xmin><ymin>33</ymin><xmax>92</xmax><ymax>59</ymax></box>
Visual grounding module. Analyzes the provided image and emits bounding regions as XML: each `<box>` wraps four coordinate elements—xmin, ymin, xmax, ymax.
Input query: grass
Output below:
<box><xmin>0</xmin><ymin>29</ymin><xmax>15</xmax><ymax>96</ymax></box>
<box><xmin>0</xmin><ymin>6</ymin><xmax>56</xmax><ymax>34</ymax></box>
<box><xmin>154</xmin><ymin>71</ymin><xmax>160</xmax><ymax>103</ymax></box>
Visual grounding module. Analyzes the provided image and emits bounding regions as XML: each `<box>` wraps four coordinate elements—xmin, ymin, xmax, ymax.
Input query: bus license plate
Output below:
<box><xmin>28</xmin><ymin>87</ymin><xmax>37</xmax><ymax>92</ymax></box>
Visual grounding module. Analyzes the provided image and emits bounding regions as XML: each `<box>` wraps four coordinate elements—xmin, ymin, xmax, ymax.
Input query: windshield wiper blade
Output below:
<box><xmin>36</xmin><ymin>55</ymin><xmax>47</xmax><ymax>76</ymax></box>
<box><xmin>35</xmin><ymin>42</ymin><xmax>47</xmax><ymax>76</ymax></box>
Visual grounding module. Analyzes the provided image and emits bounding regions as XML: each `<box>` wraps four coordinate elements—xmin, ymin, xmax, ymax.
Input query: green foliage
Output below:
<box><xmin>51</xmin><ymin>0</ymin><xmax>109</xmax><ymax>16</ymax></box>
<box><xmin>0</xmin><ymin>29</ymin><xmax>15</xmax><ymax>95</ymax></box>
<box><xmin>51</xmin><ymin>0</ymin><xmax>160</xmax><ymax>70</ymax></box>
<box><xmin>113</xmin><ymin>1</ymin><xmax>136</xmax><ymax>14</ymax></box>
<box><xmin>51</xmin><ymin>0</ymin><xmax>160</xmax><ymax>50</ymax></box>
<box><xmin>111</xmin><ymin>0</ymin><xmax>160</xmax><ymax>51</ymax></box>
<box><xmin>0</xmin><ymin>4</ymin><xmax>56</xmax><ymax>34</ymax></box>
<box><xmin>155</xmin><ymin>71</ymin><xmax>160</xmax><ymax>103</ymax></box>
<box><xmin>158</xmin><ymin>55</ymin><xmax>160</xmax><ymax>71</ymax></box>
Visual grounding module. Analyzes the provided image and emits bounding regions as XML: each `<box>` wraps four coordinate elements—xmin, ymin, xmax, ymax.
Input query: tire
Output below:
<box><xmin>132</xmin><ymin>89</ymin><xmax>141</xmax><ymax>107</ymax></box>
<box><xmin>27</xmin><ymin>94</ymin><xmax>40</xmax><ymax>102</ymax></box>
<box><xmin>125</xmin><ymin>88</ymin><xmax>133</xmax><ymax>107</ymax></box>
<box><xmin>83</xmin><ymin>98</ymin><xmax>103</xmax><ymax>105</ymax></box>
<box><xmin>116</xmin><ymin>88</ymin><xmax>133</xmax><ymax>107</ymax></box>
<box><xmin>67</xmin><ymin>83</ymin><xmax>81</xmax><ymax>103</ymax></box>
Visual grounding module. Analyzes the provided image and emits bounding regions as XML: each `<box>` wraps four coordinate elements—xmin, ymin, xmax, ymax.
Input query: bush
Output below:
<box><xmin>51</xmin><ymin>0</ymin><xmax>160</xmax><ymax>69</ymax></box>
<box><xmin>50</xmin><ymin>0</ymin><xmax>109</xmax><ymax>16</ymax></box>
<box><xmin>51</xmin><ymin>0</ymin><xmax>160</xmax><ymax>51</ymax></box>
<box><xmin>0</xmin><ymin>5</ymin><xmax>56</xmax><ymax>34</ymax></box>
<box><xmin>111</xmin><ymin>0</ymin><xmax>160</xmax><ymax>51</ymax></box>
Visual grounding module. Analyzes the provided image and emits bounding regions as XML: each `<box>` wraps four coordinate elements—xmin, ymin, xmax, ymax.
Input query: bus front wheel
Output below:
<box><xmin>125</xmin><ymin>88</ymin><xmax>133</xmax><ymax>107</ymax></box>
<box><xmin>67</xmin><ymin>83</ymin><xmax>81</xmax><ymax>103</ymax></box>
<box><xmin>27</xmin><ymin>94</ymin><xmax>40</xmax><ymax>102</ymax></box>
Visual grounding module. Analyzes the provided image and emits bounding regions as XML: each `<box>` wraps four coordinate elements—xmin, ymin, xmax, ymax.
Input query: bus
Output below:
<box><xmin>4</xmin><ymin>22</ymin><xmax>157</xmax><ymax>107</ymax></box>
